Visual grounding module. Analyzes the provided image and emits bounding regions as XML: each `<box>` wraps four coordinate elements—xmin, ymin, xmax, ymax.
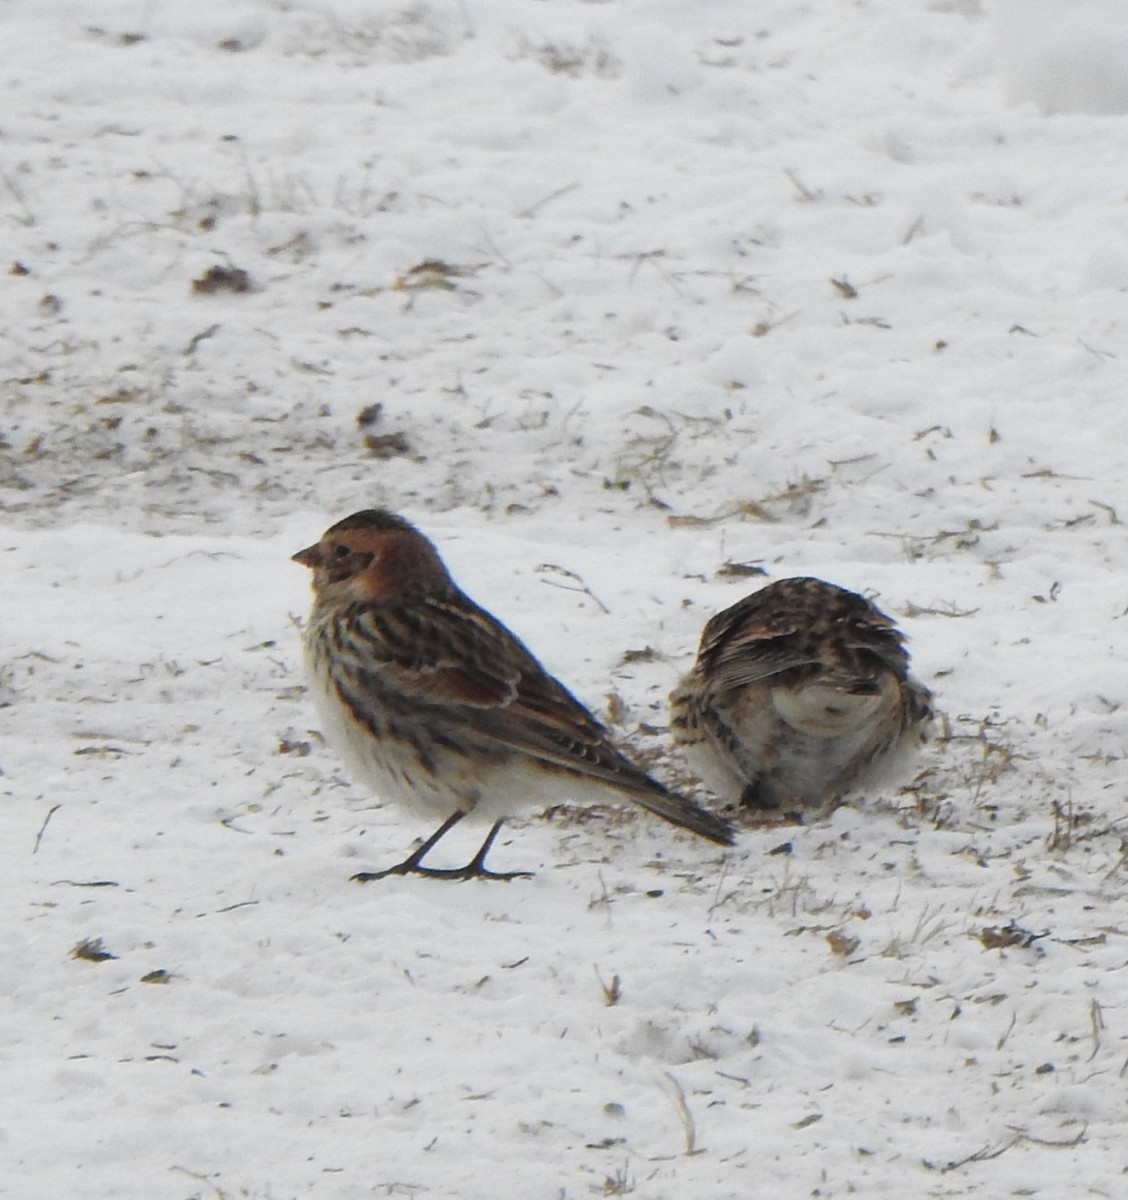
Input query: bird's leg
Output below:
<box><xmin>351</xmin><ymin>814</ymin><xmax>533</xmax><ymax>882</ymax></box>
<box><xmin>351</xmin><ymin>810</ymin><xmax>465</xmax><ymax>882</ymax></box>
<box><xmin>738</xmin><ymin>781</ymin><xmax>805</xmax><ymax>827</ymax></box>
<box><xmin>739</xmin><ymin>780</ymin><xmax>779</xmax><ymax>810</ymax></box>
<box><xmin>447</xmin><ymin>820</ymin><xmax>535</xmax><ymax>881</ymax></box>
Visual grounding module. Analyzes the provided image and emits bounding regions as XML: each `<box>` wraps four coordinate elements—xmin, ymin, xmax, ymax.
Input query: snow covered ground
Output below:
<box><xmin>4</xmin><ymin>1</ymin><xmax>1128</xmax><ymax>1196</ymax></box>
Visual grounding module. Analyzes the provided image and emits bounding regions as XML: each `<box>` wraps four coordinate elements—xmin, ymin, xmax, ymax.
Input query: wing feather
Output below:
<box><xmin>697</xmin><ymin>578</ymin><xmax>912</xmax><ymax>695</ymax></box>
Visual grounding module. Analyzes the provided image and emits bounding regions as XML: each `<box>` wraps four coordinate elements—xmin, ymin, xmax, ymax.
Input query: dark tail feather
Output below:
<box><xmin>627</xmin><ymin>782</ymin><xmax>735</xmax><ymax>846</ymax></box>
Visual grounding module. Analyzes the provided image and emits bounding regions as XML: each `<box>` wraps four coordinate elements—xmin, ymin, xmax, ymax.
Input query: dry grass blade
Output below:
<box><xmin>660</xmin><ymin>1070</ymin><xmax>700</xmax><ymax>1156</ymax></box>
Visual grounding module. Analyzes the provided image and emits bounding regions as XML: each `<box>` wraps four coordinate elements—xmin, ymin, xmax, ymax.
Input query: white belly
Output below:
<box><xmin>303</xmin><ymin>643</ymin><xmax>600</xmax><ymax>825</ymax></box>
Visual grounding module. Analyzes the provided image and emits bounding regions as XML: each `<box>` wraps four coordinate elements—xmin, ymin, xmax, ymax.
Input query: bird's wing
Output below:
<box><xmin>697</xmin><ymin>601</ymin><xmax>824</xmax><ymax>690</ymax></box>
<box><xmin>350</xmin><ymin>596</ymin><xmax>665</xmax><ymax>769</ymax></box>
<box><xmin>697</xmin><ymin>579</ymin><xmax>912</xmax><ymax>693</ymax></box>
<box><xmin>340</xmin><ymin>598</ymin><xmax>520</xmax><ymax>705</ymax></box>
<box><xmin>352</xmin><ymin>595</ymin><xmax>646</xmax><ymax>776</ymax></box>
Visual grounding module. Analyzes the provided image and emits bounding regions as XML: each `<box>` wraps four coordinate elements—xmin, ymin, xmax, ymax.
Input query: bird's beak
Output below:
<box><xmin>292</xmin><ymin>544</ymin><xmax>324</xmax><ymax>569</ymax></box>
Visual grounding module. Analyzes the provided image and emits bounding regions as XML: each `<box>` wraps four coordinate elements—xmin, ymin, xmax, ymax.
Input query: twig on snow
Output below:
<box><xmin>935</xmin><ymin>1136</ymin><xmax>1019</xmax><ymax>1172</ymax></box>
<box><xmin>170</xmin><ymin>1165</ymin><xmax>228</xmax><ymax>1199</ymax></box>
<box><xmin>932</xmin><ymin>1126</ymin><xmax>1086</xmax><ymax>1173</ymax></box>
<box><xmin>995</xmin><ymin>1010</ymin><xmax>1018</xmax><ymax>1050</ymax></box>
<box><xmin>660</xmin><ymin>1070</ymin><xmax>700</xmax><ymax>1156</ymax></box>
<box><xmin>32</xmin><ymin>804</ymin><xmax>61</xmax><ymax>854</ymax></box>
<box><xmin>517</xmin><ymin>181</ymin><xmax>580</xmax><ymax>219</ymax></box>
<box><xmin>1088</xmin><ymin>998</ymin><xmax>1104</xmax><ymax>1062</ymax></box>
<box><xmin>536</xmin><ymin>563</ymin><xmax>610</xmax><ymax>614</ymax></box>
<box><xmin>1</xmin><ymin>170</ymin><xmax>36</xmax><ymax>226</ymax></box>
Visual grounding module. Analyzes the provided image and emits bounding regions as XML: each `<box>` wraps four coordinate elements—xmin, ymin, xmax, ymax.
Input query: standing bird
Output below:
<box><xmin>670</xmin><ymin>577</ymin><xmax>932</xmax><ymax>818</ymax></box>
<box><xmin>293</xmin><ymin>509</ymin><xmax>733</xmax><ymax>880</ymax></box>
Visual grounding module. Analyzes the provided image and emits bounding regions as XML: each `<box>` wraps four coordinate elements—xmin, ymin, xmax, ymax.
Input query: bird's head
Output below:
<box><xmin>293</xmin><ymin>509</ymin><xmax>452</xmax><ymax>604</ymax></box>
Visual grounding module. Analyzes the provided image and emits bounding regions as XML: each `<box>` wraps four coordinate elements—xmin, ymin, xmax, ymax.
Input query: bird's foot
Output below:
<box><xmin>350</xmin><ymin>819</ymin><xmax>533</xmax><ymax>882</ymax></box>
<box><xmin>351</xmin><ymin>862</ymin><xmax>532</xmax><ymax>883</ymax></box>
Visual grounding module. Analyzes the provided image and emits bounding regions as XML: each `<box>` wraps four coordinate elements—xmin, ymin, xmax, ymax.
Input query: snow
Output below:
<box><xmin>3</xmin><ymin>1</ymin><xmax>1128</xmax><ymax>1196</ymax></box>
<box><xmin>990</xmin><ymin>0</ymin><xmax>1128</xmax><ymax>116</ymax></box>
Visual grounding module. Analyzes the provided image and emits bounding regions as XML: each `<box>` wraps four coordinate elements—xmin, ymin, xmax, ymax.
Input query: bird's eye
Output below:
<box><xmin>333</xmin><ymin>544</ymin><xmax>350</xmax><ymax>560</ymax></box>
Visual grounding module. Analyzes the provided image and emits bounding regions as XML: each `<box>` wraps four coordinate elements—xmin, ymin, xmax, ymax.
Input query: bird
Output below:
<box><xmin>292</xmin><ymin>509</ymin><xmax>734</xmax><ymax>880</ymax></box>
<box><xmin>669</xmin><ymin>577</ymin><xmax>932</xmax><ymax>819</ymax></box>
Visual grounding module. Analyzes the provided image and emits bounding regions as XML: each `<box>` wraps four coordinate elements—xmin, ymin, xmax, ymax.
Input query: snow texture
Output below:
<box><xmin>3</xmin><ymin>2</ymin><xmax>1128</xmax><ymax>1197</ymax></box>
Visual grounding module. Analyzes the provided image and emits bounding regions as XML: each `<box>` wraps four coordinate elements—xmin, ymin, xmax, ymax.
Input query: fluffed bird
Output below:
<box><xmin>293</xmin><ymin>509</ymin><xmax>734</xmax><ymax>880</ymax></box>
<box><xmin>670</xmin><ymin>577</ymin><xmax>932</xmax><ymax>818</ymax></box>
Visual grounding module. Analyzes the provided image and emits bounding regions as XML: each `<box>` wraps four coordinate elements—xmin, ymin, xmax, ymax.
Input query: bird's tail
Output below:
<box><xmin>626</xmin><ymin>782</ymin><xmax>735</xmax><ymax>846</ymax></box>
